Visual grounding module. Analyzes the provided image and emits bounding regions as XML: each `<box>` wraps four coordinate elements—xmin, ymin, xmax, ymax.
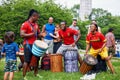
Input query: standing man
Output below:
<box><xmin>57</xmin><ymin>21</ymin><xmax>82</xmax><ymax>65</ymax></box>
<box><xmin>20</xmin><ymin>9</ymin><xmax>41</xmax><ymax>80</ymax></box>
<box><xmin>41</xmin><ymin>17</ymin><xmax>55</xmax><ymax>54</ymax></box>
<box><xmin>85</xmin><ymin>23</ymin><xmax>115</xmax><ymax>74</ymax></box>
<box><xmin>105</xmin><ymin>28</ymin><xmax>116</xmax><ymax>59</ymax></box>
<box><xmin>69</xmin><ymin>19</ymin><xmax>81</xmax><ymax>42</ymax></box>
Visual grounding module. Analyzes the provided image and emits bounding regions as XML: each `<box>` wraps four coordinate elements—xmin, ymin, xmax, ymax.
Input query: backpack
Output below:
<box><xmin>41</xmin><ymin>54</ymin><xmax>50</xmax><ymax>70</ymax></box>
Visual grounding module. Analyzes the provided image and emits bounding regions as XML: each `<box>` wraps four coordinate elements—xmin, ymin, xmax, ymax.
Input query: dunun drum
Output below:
<box><xmin>63</xmin><ymin>49</ymin><xmax>79</xmax><ymax>72</ymax></box>
<box><xmin>32</xmin><ymin>40</ymin><xmax>48</xmax><ymax>57</ymax></box>
<box><xmin>50</xmin><ymin>54</ymin><xmax>63</xmax><ymax>72</ymax></box>
<box><xmin>80</xmin><ymin>55</ymin><xmax>98</xmax><ymax>74</ymax></box>
<box><xmin>29</xmin><ymin>55</ymin><xmax>39</xmax><ymax>67</ymax></box>
<box><xmin>19</xmin><ymin>52</ymin><xmax>24</xmax><ymax>63</ymax></box>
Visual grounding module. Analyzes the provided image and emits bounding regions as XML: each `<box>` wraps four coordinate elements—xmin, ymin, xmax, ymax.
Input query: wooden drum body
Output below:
<box><xmin>29</xmin><ymin>55</ymin><xmax>39</xmax><ymax>67</ymax></box>
<box><xmin>19</xmin><ymin>53</ymin><xmax>24</xmax><ymax>63</ymax></box>
<box><xmin>50</xmin><ymin>54</ymin><xmax>63</xmax><ymax>72</ymax></box>
<box><xmin>63</xmin><ymin>49</ymin><xmax>79</xmax><ymax>72</ymax></box>
<box><xmin>80</xmin><ymin>55</ymin><xmax>98</xmax><ymax>74</ymax></box>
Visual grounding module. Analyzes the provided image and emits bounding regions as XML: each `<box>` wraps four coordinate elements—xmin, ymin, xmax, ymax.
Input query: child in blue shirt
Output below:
<box><xmin>1</xmin><ymin>31</ymin><xmax>19</xmax><ymax>80</ymax></box>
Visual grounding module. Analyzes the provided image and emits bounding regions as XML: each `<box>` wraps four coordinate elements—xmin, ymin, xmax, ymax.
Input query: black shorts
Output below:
<box><xmin>24</xmin><ymin>44</ymin><xmax>40</xmax><ymax>63</ymax></box>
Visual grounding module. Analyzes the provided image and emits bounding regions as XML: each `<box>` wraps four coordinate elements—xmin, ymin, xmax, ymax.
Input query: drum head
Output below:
<box><xmin>34</xmin><ymin>40</ymin><xmax>48</xmax><ymax>49</ymax></box>
<box><xmin>84</xmin><ymin>55</ymin><xmax>98</xmax><ymax>66</ymax></box>
<box><xmin>19</xmin><ymin>52</ymin><xmax>24</xmax><ymax>55</ymax></box>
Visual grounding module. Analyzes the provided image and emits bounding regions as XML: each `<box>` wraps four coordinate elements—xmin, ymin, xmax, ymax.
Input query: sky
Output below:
<box><xmin>55</xmin><ymin>0</ymin><xmax>120</xmax><ymax>16</ymax></box>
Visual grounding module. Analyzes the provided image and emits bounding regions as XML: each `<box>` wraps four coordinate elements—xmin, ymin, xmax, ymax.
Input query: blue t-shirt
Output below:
<box><xmin>2</xmin><ymin>42</ymin><xmax>19</xmax><ymax>62</ymax></box>
<box><xmin>44</xmin><ymin>23</ymin><xmax>55</xmax><ymax>40</ymax></box>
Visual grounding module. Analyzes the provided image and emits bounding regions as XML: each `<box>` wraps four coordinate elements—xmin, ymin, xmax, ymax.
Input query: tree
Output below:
<box><xmin>89</xmin><ymin>8</ymin><xmax>120</xmax><ymax>39</ymax></box>
<box><xmin>0</xmin><ymin>0</ymin><xmax>73</xmax><ymax>44</ymax></box>
<box><xmin>71</xmin><ymin>4</ymin><xmax>80</xmax><ymax>19</ymax></box>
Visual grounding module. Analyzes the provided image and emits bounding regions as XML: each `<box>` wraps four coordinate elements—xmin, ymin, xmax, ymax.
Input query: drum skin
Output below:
<box><xmin>63</xmin><ymin>49</ymin><xmax>79</xmax><ymax>72</ymax></box>
<box><xmin>50</xmin><ymin>54</ymin><xmax>63</xmax><ymax>72</ymax></box>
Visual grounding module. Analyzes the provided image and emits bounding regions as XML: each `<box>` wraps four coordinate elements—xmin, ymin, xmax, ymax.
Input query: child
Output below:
<box><xmin>1</xmin><ymin>31</ymin><xmax>19</xmax><ymax>80</ymax></box>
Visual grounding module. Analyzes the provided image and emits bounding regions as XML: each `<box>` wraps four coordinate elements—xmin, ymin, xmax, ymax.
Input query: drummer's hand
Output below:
<box><xmin>98</xmin><ymin>49</ymin><xmax>102</xmax><ymax>54</ymax></box>
<box><xmin>84</xmin><ymin>53</ymin><xmax>88</xmax><ymax>57</ymax></box>
<box><xmin>72</xmin><ymin>43</ymin><xmax>75</xmax><ymax>47</ymax></box>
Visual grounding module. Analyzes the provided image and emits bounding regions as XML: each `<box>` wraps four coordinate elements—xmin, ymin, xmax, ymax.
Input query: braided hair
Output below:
<box><xmin>27</xmin><ymin>9</ymin><xmax>38</xmax><ymax>20</ymax></box>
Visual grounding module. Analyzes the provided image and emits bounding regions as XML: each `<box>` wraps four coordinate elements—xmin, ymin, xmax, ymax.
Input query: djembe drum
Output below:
<box><xmin>80</xmin><ymin>55</ymin><xmax>98</xmax><ymax>74</ymax></box>
<box><xmin>63</xmin><ymin>49</ymin><xmax>79</xmax><ymax>72</ymax></box>
<box><xmin>32</xmin><ymin>40</ymin><xmax>48</xmax><ymax>57</ymax></box>
<box><xmin>50</xmin><ymin>54</ymin><xmax>63</xmax><ymax>72</ymax></box>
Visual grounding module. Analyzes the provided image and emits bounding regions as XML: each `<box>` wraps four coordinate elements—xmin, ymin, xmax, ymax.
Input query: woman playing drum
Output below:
<box><xmin>85</xmin><ymin>23</ymin><xmax>115</xmax><ymax>74</ymax></box>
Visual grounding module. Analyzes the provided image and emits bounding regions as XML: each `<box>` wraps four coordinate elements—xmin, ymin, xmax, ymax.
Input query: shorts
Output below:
<box><xmin>89</xmin><ymin>47</ymin><xmax>108</xmax><ymax>59</ymax></box>
<box><xmin>24</xmin><ymin>44</ymin><xmax>33</xmax><ymax>63</ymax></box>
<box><xmin>107</xmin><ymin>46</ymin><xmax>115</xmax><ymax>55</ymax></box>
<box><xmin>4</xmin><ymin>60</ymin><xmax>17</xmax><ymax>72</ymax></box>
<box><xmin>53</xmin><ymin>42</ymin><xmax>62</xmax><ymax>53</ymax></box>
<box><xmin>56</xmin><ymin>44</ymin><xmax>78</xmax><ymax>55</ymax></box>
<box><xmin>24</xmin><ymin>44</ymin><xmax>40</xmax><ymax>64</ymax></box>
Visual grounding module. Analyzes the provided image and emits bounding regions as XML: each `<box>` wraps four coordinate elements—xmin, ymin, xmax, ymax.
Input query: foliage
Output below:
<box><xmin>71</xmin><ymin>4</ymin><xmax>80</xmax><ymax>19</ymax></box>
<box><xmin>89</xmin><ymin>8</ymin><xmax>120</xmax><ymax>39</ymax></box>
<box><xmin>0</xmin><ymin>0</ymin><xmax>72</xmax><ymax>44</ymax></box>
<box><xmin>77</xmin><ymin>20</ymin><xmax>90</xmax><ymax>49</ymax></box>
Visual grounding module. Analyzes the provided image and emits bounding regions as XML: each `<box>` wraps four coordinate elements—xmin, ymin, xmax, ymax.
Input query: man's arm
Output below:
<box><xmin>98</xmin><ymin>33</ymin><xmax>107</xmax><ymax>53</ymax></box>
<box><xmin>98</xmin><ymin>42</ymin><xmax>106</xmax><ymax>54</ymax></box>
<box><xmin>20</xmin><ymin>30</ymin><xmax>34</xmax><ymax>38</ymax></box>
<box><xmin>111</xmin><ymin>36</ymin><xmax>115</xmax><ymax>48</ymax></box>
<box><xmin>40</xmin><ymin>25</ymin><xmax>46</xmax><ymax>37</ymax></box>
<box><xmin>75</xmin><ymin>30</ymin><xmax>81</xmax><ymax>44</ymax></box>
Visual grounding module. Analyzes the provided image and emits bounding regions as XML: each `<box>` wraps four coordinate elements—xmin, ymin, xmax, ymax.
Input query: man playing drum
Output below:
<box><xmin>85</xmin><ymin>23</ymin><xmax>115</xmax><ymax>74</ymax></box>
<box><xmin>56</xmin><ymin>21</ymin><xmax>82</xmax><ymax>65</ymax></box>
<box><xmin>20</xmin><ymin>9</ymin><xmax>41</xmax><ymax>80</ymax></box>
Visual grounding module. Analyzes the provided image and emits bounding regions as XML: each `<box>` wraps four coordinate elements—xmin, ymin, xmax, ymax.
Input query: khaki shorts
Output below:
<box><xmin>107</xmin><ymin>46</ymin><xmax>115</xmax><ymax>55</ymax></box>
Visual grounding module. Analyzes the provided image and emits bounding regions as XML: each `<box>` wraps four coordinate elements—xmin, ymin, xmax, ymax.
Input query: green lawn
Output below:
<box><xmin>0</xmin><ymin>57</ymin><xmax>120</xmax><ymax>80</ymax></box>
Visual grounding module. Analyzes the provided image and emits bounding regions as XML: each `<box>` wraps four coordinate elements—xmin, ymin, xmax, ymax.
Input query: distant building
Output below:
<box><xmin>79</xmin><ymin>0</ymin><xmax>92</xmax><ymax>21</ymax></box>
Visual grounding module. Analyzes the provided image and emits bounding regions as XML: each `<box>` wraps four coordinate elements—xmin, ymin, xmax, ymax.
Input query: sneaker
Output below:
<box><xmin>36</xmin><ymin>74</ymin><xmax>43</xmax><ymax>78</ymax></box>
<box><xmin>23</xmin><ymin>77</ymin><xmax>28</xmax><ymax>80</ymax></box>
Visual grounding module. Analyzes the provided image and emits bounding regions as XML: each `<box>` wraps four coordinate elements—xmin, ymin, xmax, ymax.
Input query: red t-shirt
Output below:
<box><xmin>86</xmin><ymin>32</ymin><xmax>106</xmax><ymax>50</ymax></box>
<box><xmin>20</xmin><ymin>21</ymin><xmax>40</xmax><ymax>45</ymax></box>
<box><xmin>58</xmin><ymin>28</ymin><xmax>78</xmax><ymax>45</ymax></box>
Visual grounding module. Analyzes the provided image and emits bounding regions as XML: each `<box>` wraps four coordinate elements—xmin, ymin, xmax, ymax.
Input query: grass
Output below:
<box><xmin>0</xmin><ymin>57</ymin><xmax>120</xmax><ymax>80</ymax></box>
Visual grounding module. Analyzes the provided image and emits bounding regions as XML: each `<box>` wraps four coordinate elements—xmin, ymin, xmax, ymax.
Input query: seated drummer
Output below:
<box><xmin>85</xmin><ymin>23</ymin><xmax>115</xmax><ymax>74</ymax></box>
<box><xmin>56</xmin><ymin>21</ymin><xmax>82</xmax><ymax>65</ymax></box>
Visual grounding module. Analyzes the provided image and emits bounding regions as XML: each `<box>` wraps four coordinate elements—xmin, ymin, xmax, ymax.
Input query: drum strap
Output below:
<box><xmin>27</xmin><ymin>21</ymin><xmax>38</xmax><ymax>39</ymax></box>
<box><xmin>25</xmin><ymin>21</ymin><xmax>38</xmax><ymax>52</ymax></box>
<box><xmin>26</xmin><ymin>40</ymin><xmax>32</xmax><ymax>52</ymax></box>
